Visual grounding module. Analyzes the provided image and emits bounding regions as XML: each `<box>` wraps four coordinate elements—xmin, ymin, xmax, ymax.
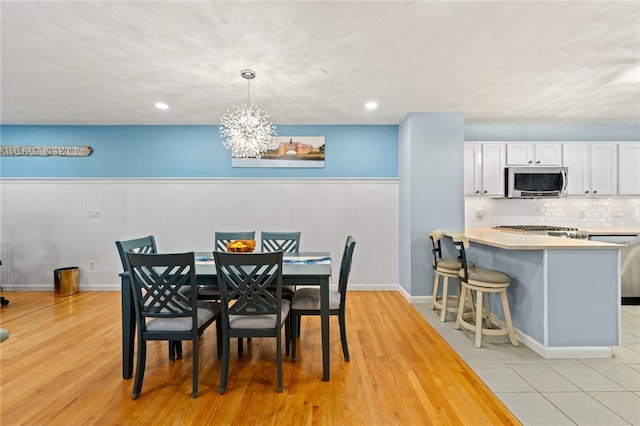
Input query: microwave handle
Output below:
<box><xmin>561</xmin><ymin>169</ymin><xmax>567</xmax><ymax>192</ymax></box>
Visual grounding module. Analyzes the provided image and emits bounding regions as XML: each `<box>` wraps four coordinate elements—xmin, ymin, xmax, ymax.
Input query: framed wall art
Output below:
<box><xmin>231</xmin><ymin>136</ymin><xmax>325</xmax><ymax>168</ymax></box>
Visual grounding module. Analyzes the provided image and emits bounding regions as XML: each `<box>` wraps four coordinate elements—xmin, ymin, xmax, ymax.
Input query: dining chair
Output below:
<box><xmin>213</xmin><ymin>251</ymin><xmax>289</xmax><ymax>394</ymax></box>
<box><xmin>126</xmin><ymin>251</ymin><xmax>220</xmax><ymax>399</ymax></box>
<box><xmin>261</xmin><ymin>231</ymin><xmax>301</xmax><ymax>319</ymax></box>
<box><xmin>116</xmin><ymin>235</ymin><xmax>182</xmax><ymax>359</ymax></box>
<box><xmin>290</xmin><ymin>236</ymin><xmax>356</xmax><ymax>362</ymax></box>
<box><xmin>260</xmin><ymin>231</ymin><xmax>301</xmax><ymax>253</ymax></box>
<box><xmin>198</xmin><ymin>231</ymin><xmax>257</xmax><ymax>302</ymax></box>
<box><xmin>214</xmin><ymin>231</ymin><xmax>256</xmax><ymax>253</ymax></box>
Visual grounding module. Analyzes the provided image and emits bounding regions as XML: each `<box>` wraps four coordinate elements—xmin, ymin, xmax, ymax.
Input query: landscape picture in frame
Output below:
<box><xmin>231</xmin><ymin>136</ymin><xmax>325</xmax><ymax>168</ymax></box>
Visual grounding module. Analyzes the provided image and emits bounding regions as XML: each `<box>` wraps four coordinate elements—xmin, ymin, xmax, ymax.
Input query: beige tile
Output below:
<box><xmin>542</xmin><ymin>392</ymin><xmax>629</xmax><ymax>426</ymax></box>
<box><xmin>549</xmin><ymin>364</ymin><xmax>626</xmax><ymax>391</ymax></box>
<box><xmin>621</xmin><ymin>331</ymin><xmax>640</xmax><ymax>344</ymax></box>
<box><xmin>613</xmin><ymin>346</ymin><xmax>640</xmax><ymax>364</ymax></box>
<box><xmin>589</xmin><ymin>391</ymin><xmax>640</xmax><ymax>425</ymax></box>
<box><xmin>588</xmin><ymin>363</ymin><xmax>640</xmax><ymax>391</ymax></box>
<box><xmin>496</xmin><ymin>392</ymin><xmax>574</xmax><ymax>426</ymax></box>
<box><xmin>624</xmin><ymin>343</ymin><xmax>640</xmax><ymax>354</ymax></box>
<box><xmin>472</xmin><ymin>364</ymin><xmax>535</xmax><ymax>392</ymax></box>
<box><xmin>510</xmin><ymin>364</ymin><xmax>580</xmax><ymax>392</ymax></box>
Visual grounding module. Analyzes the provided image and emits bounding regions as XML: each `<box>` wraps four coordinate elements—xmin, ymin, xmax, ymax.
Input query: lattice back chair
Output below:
<box><xmin>116</xmin><ymin>236</ymin><xmax>182</xmax><ymax>359</ymax></box>
<box><xmin>197</xmin><ymin>231</ymin><xmax>257</xmax><ymax>303</ymax></box>
<box><xmin>116</xmin><ymin>235</ymin><xmax>157</xmax><ymax>272</ymax></box>
<box><xmin>290</xmin><ymin>236</ymin><xmax>356</xmax><ymax>362</ymax></box>
<box><xmin>214</xmin><ymin>231</ymin><xmax>256</xmax><ymax>252</ymax></box>
<box><xmin>213</xmin><ymin>251</ymin><xmax>289</xmax><ymax>394</ymax></box>
<box><xmin>261</xmin><ymin>231</ymin><xmax>301</xmax><ymax>253</ymax></box>
<box><xmin>127</xmin><ymin>252</ymin><xmax>219</xmax><ymax>399</ymax></box>
<box><xmin>261</xmin><ymin>231</ymin><xmax>301</xmax><ymax>325</ymax></box>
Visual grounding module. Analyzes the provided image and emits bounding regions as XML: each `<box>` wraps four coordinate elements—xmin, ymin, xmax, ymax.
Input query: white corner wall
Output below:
<box><xmin>0</xmin><ymin>179</ymin><xmax>399</xmax><ymax>291</ymax></box>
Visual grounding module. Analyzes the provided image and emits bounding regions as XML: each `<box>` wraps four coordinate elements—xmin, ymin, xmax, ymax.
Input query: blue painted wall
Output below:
<box><xmin>2</xmin><ymin>123</ymin><xmax>638</xmax><ymax>179</ymax></box>
<box><xmin>0</xmin><ymin>125</ymin><xmax>399</xmax><ymax>178</ymax></box>
<box><xmin>399</xmin><ymin>112</ymin><xmax>465</xmax><ymax>296</ymax></box>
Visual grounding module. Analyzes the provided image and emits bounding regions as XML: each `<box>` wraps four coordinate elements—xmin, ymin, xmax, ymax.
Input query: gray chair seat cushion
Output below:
<box><xmin>291</xmin><ymin>287</ymin><xmax>341</xmax><ymax>310</ymax></box>
<box><xmin>229</xmin><ymin>300</ymin><xmax>290</xmax><ymax>329</ymax></box>
<box><xmin>459</xmin><ymin>266</ymin><xmax>510</xmax><ymax>284</ymax></box>
<box><xmin>146</xmin><ymin>304</ymin><xmax>219</xmax><ymax>332</ymax></box>
<box><xmin>436</xmin><ymin>257</ymin><xmax>474</xmax><ymax>270</ymax></box>
<box><xmin>0</xmin><ymin>328</ymin><xmax>9</xmax><ymax>342</ymax></box>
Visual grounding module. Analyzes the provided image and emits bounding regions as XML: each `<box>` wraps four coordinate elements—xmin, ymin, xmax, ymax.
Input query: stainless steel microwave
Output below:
<box><xmin>504</xmin><ymin>166</ymin><xmax>568</xmax><ymax>198</ymax></box>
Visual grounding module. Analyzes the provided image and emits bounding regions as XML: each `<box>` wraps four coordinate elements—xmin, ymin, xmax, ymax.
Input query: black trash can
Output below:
<box><xmin>54</xmin><ymin>267</ymin><xmax>79</xmax><ymax>297</ymax></box>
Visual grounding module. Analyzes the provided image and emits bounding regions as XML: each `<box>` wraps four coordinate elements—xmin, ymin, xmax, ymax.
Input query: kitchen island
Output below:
<box><xmin>463</xmin><ymin>228</ymin><xmax>632</xmax><ymax>358</ymax></box>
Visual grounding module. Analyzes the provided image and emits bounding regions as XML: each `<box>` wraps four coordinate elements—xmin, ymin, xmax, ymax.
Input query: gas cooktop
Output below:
<box><xmin>492</xmin><ymin>225</ymin><xmax>589</xmax><ymax>239</ymax></box>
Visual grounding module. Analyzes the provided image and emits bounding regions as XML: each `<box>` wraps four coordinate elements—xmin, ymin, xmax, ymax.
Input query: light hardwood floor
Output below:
<box><xmin>0</xmin><ymin>291</ymin><xmax>520</xmax><ymax>425</ymax></box>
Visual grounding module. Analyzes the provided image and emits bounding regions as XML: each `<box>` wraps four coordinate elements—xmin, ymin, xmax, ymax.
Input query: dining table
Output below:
<box><xmin>120</xmin><ymin>251</ymin><xmax>333</xmax><ymax>381</ymax></box>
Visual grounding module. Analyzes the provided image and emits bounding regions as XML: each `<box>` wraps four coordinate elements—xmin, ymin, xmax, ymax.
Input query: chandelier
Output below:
<box><xmin>219</xmin><ymin>69</ymin><xmax>277</xmax><ymax>158</ymax></box>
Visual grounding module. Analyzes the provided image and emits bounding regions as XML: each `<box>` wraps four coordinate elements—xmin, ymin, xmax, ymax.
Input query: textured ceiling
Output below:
<box><xmin>1</xmin><ymin>1</ymin><xmax>639</xmax><ymax>125</ymax></box>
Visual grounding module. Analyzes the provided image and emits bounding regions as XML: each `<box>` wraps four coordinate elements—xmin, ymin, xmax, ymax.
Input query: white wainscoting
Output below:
<box><xmin>0</xmin><ymin>179</ymin><xmax>400</xmax><ymax>291</ymax></box>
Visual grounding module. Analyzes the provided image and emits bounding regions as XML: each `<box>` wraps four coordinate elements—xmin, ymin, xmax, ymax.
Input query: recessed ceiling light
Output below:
<box><xmin>365</xmin><ymin>101</ymin><xmax>378</xmax><ymax>110</ymax></box>
<box><xmin>154</xmin><ymin>102</ymin><xmax>169</xmax><ymax>110</ymax></box>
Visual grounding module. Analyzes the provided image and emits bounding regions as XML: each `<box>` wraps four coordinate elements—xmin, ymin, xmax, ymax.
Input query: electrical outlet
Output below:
<box><xmin>89</xmin><ymin>260</ymin><xmax>96</xmax><ymax>270</ymax></box>
<box><xmin>475</xmin><ymin>207</ymin><xmax>484</xmax><ymax>217</ymax></box>
<box><xmin>614</xmin><ymin>211</ymin><xmax>623</xmax><ymax>218</ymax></box>
<box><xmin>88</xmin><ymin>209</ymin><xmax>101</xmax><ymax>219</ymax></box>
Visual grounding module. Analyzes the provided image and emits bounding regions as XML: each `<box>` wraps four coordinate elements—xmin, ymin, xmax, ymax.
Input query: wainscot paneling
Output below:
<box><xmin>0</xmin><ymin>179</ymin><xmax>399</xmax><ymax>291</ymax></box>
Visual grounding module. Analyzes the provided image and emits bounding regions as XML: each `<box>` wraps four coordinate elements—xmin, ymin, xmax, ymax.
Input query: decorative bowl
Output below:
<box><xmin>227</xmin><ymin>240</ymin><xmax>256</xmax><ymax>252</ymax></box>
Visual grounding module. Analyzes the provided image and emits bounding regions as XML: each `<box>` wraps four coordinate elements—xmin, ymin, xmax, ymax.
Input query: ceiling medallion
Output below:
<box><xmin>219</xmin><ymin>69</ymin><xmax>277</xmax><ymax>158</ymax></box>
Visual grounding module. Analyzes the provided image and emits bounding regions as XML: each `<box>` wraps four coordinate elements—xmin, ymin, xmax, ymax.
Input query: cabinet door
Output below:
<box><xmin>562</xmin><ymin>144</ymin><xmax>589</xmax><ymax>195</ymax></box>
<box><xmin>618</xmin><ymin>143</ymin><xmax>640</xmax><ymax>195</ymax></box>
<box><xmin>534</xmin><ymin>143</ymin><xmax>562</xmax><ymax>166</ymax></box>
<box><xmin>590</xmin><ymin>143</ymin><xmax>617</xmax><ymax>195</ymax></box>
<box><xmin>464</xmin><ymin>144</ymin><xmax>482</xmax><ymax>195</ymax></box>
<box><xmin>481</xmin><ymin>143</ymin><xmax>506</xmax><ymax>196</ymax></box>
<box><xmin>506</xmin><ymin>143</ymin><xmax>533</xmax><ymax>166</ymax></box>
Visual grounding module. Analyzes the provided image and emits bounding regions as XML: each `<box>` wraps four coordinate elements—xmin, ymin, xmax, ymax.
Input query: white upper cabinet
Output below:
<box><xmin>506</xmin><ymin>143</ymin><xmax>562</xmax><ymax>166</ymax></box>
<box><xmin>464</xmin><ymin>143</ymin><xmax>481</xmax><ymax>195</ymax></box>
<box><xmin>464</xmin><ymin>142</ymin><xmax>505</xmax><ymax>196</ymax></box>
<box><xmin>562</xmin><ymin>143</ymin><xmax>617</xmax><ymax>195</ymax></box>
<box><xmin>618</xmin><ymin>143</ymin><xmax>640</xmax><ymax>195</ymax></box>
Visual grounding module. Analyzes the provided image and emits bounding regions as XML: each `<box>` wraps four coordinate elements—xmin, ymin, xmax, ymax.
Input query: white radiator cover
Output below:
<box><xmin>0</xmin><ymin>178</ymin><xmax>399</xmax><ymax>291</ymax></box>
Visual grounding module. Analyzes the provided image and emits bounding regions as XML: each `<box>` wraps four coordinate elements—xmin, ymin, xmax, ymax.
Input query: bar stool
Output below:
<box><xmin>428</xmin><ymin>230</ymin><xmax>474</xmax><ymax>322</ymax></box>
<box><xmin>451</xmin><ymin>234</ymin><xmax>519</xmax><ymax>348</ymax></box>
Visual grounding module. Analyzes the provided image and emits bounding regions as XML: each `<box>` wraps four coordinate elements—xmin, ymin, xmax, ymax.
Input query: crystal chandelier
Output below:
<box><xmin>219</xmin><ymin>69</ymin><xmax>277</xmax><ymax>158</ymax></box>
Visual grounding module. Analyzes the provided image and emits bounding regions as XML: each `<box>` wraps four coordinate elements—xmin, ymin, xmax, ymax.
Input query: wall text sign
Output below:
<box><xmin>0</xmin><ymin>146</ymin><xmax>93</xmax><ymax>157</ymax></box>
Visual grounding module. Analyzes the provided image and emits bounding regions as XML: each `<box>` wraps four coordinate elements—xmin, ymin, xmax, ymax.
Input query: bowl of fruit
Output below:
<box><xmin>226</xmin><ymin>240</ymin><xmax>256</xmax><ymax>252</ymax></box>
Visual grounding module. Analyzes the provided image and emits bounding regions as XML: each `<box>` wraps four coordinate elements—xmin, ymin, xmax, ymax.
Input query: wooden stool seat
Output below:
<box><xmin>451</xmin><ymin>235</ymin><xmax>519</xmax><ymax>348</ymax></box>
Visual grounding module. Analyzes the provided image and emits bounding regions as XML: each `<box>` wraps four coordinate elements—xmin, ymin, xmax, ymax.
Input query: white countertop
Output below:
<box><xmin>464</xmin><ymin>228</ymin><xmax>629</xmax><ymax>250</ymax></box>
<box><xmin>580</xmin><ymin>227</ymin><xmax>640</xmax><ymax>236</ymax></box>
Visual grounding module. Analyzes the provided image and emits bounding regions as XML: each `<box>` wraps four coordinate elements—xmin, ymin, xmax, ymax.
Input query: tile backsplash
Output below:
<box><xmin>465</xmin><ymin>196</ymin><xmax>640</xmax><ymax>228</ymax></box>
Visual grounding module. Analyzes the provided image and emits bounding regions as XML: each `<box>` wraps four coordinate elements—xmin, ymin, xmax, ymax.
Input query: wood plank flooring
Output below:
<box><xmin>0</xmin><ymin>291</ymin><xmax>520</xmax><ymax>425</ymax></box>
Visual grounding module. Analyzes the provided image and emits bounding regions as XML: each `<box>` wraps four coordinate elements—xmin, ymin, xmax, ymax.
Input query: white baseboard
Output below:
<box><xmin>515</xmin><ymin>329</ymin><xmax>613</xmax><ymax>359</ymax></box>
<box><xmin>2</xmin><ymin>284</ymin><xmax>121</xmax><ymax>291</ymax></box>
<box><xmin>348</xmin><ymin>283</ymin><xmax>403</xmax><ymax>291</ymax></box>
<box><xmin>4</xmin><ymin>283</ymin><xmax>403</xmax><ymax>292</ymax></box>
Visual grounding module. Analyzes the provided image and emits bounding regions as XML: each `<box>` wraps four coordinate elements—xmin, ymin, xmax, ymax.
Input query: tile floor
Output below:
<box><xmin>415</xmin><ymin>303</ymin><xmax>640</xmax><ymax>426</ymax></box>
